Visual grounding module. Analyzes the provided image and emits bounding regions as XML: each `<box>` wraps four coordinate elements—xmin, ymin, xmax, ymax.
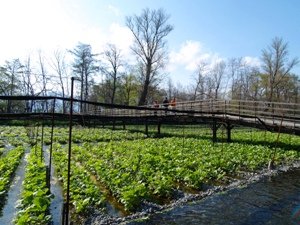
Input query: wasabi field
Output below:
<box><xmin>0</xmin><ymin>124</ymin><xmax>299</xmax><ymax>224</ymax></box>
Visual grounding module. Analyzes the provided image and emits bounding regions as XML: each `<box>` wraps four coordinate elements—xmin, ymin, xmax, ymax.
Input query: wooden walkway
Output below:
<box><xmin>0</xmin><ymin>96</ymin><xmax>299</xmax><ymax>137</ymax></box>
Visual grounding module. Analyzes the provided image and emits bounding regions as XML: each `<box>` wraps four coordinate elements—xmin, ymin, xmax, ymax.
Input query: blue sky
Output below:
<box><xmin>0</xmin><ymin>0</ymin><xmax>299</xmax><ymax>86</ymax></box>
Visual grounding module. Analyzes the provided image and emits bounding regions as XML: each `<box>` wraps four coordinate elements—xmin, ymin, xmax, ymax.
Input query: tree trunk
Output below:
<box><xmin>138</xmin><ymin>62</ymin><xmax>151</xmax><ymax>105</ymax></box>
<box><xmin>138</xmin><ymin>81</ymin><xmax>149</xmax><ymax>105</ymax></box>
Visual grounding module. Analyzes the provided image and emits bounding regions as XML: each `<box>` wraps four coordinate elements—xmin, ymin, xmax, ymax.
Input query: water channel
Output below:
<box><xmin>0</xmin><ymin>149</ymin><xmax>29</xmax><ymax>225</ymax></box>
<box><xmin>127</xmin><ymin>167</ymin><xmax>300</xmax><ymax>225</ymax></box>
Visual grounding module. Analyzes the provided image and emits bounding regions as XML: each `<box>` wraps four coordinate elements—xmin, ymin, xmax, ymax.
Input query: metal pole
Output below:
<box><xmin>66</xmin><ymin>77</ymin><xmax>75</xmax><ymax>225</ymax></box>
<box><xmin>49</xmin><ymin>98</ymin><xmax>56</xmax><ymax>183</ymax></box>
<box><xmin>35</xmin><ymin>124</ymin><xmax>39</xmax><ymax>155</ymax></box>
<box><xmin>41</xmin><ymin>121</ymin><xmax>44</xmax><ymax>162</ymax></box>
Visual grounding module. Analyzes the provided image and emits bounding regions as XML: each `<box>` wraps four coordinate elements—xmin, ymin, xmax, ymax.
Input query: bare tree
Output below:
<box><xmin>1</xmin><ymin>59</ymin><xmax>23</xmax><ymax>96</ymax></box>
<box><xmin>228</xmin><ymin>57</ymin><xmax>243</xmax><ymax>99</ymax></box>
<box><xmin>37</xmin><ymin>51</ymin><xmax>49</xmax><ymax>97</ymax></box>
<box><xmin>70</xmin><ymin>43</ymin><xmax>98</xmax><ymax>112</ymax></box>
<box><xmin>245</xmin><ymin>67</ymin><xmax>262</xmax><ymax>100</ymax></box>
<box><xmin>101</xmin><ymin>44</ymin><xmax>123</xmax><ymax>104</ymax></box>
<box><xmin>126</xmin><ymin>8</ymin><xmax>173</xmax><ymax>105</ymax></box>
<box><xmin>50</xmin><ymin>49</ymin><xmax>69</xmax><ymax>113</ymax></box>
<box><xmin>274</xmin><ymin>74</ymin><xmax>299</xmax><ymax>102</ymax></box>
<box><xmin>192</xmin><ymin>62</ymin><xmax>208</xmax><ymax>100</ymax></box>
<box><xmin>261</xmin><ymin>37</ymin><xmax>299</xmax><ymax>102</ymax></box>
<box><xmin>210</xmin><ymin>60</ymin><xmax>226</xmax><ymax>99</ymax></box>
<box><xmin>21</xmin><ymin>56</ymin><xmax>37</xmax><ymax>112</ymax></box>
<box><xmin>1</xmin><ymin>59</ymin><xmax>24</xmax><ymax>112</ymax></box>
<box><xmin>37</xmin><ymin>50</ymin><xmax>50</xmax><ymax>112</ymax></box>
<box><xmin>21</xmin><ymin>56</ymin><xmax>34</xmax><ymax>96</ymax></box>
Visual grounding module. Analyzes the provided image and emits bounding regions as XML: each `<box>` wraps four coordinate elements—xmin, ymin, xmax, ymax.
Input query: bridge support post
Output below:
<box><xmin>112</xmin><ymin>119</ymin><xmax>116</xmax><ymax>130</ymax></box>
<box><xmin>145</xmin><ymin>120</ymin><xmax>149</xmax><ymax>137</ymax></box>
<box><xmin>212</xmin><ymin>120</ymin><xmax>217</xmax><ymax>142</ymax></box>
<box><xmin>157</xmin><ymin>122</ymin><xmax>161</xmax><ymax>135</ymax></box>
<box><xmin>226</xmin><ymin>123</ymin><xmax>234</xmax><ymax>142</ymax></box>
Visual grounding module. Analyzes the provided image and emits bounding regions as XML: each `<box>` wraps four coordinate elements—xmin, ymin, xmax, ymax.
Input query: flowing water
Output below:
<box><xmin>0</xmin><ymin>150</ymin><xmax>29</xmax><ymax>225</ymax></box>
<box><xmin>44</xmin><ymin>147</ymin><xmax>64</xmax><ymax>225</ymax></box>
<box><xmin>127</xmin><ymin>168</ymin><xmax>300</xmax><ymax>225</ymax></box>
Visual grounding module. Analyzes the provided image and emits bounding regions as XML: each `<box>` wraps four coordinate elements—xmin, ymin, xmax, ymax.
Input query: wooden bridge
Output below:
<box><xmin>0</xmin><ymin>96</ymin><xmax>299</xmax><ymax>141</ymax></box>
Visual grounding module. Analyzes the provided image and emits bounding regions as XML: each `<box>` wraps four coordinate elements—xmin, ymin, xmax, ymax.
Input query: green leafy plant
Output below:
<box><xmin>0</xmin><ymin>146</ymin><xmax>24</xmax><ymax>212</ymax></box>
<box><xmin>15</xmin><ymin>146</ymin><xmax>52</xmax><ymax>225</ymax></box>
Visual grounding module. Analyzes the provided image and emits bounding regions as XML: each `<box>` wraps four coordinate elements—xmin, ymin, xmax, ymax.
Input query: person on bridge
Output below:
<box><xmin>170</xmin><ymin>97</ymin><xmax>176</xmax><ymax>110</ymax></box>
<box><xmin>153</xmin><ymin>100</ymin><xmax>159</xmax><ymax>115</ymax></box>
<box><xmin>163</xmin><ymin>97</ymin><xmax>169</xmax><ymax>114</ymax></box>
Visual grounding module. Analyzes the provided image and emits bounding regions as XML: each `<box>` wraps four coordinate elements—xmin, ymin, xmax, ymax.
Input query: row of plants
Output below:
<box><xmin>0</xmin><ymin>146</ymin><xmax>25</xmax><ymax>213</ymax></box>
<box><xmin>232</xmin><ymin>129</ymin><xmax>300</xmax><ymax>148</ymax></box>
<box><xmin>68</xmin><ymin>134</ymin><xmax>299</xmax><ymax>212</ymax></box>
<box><xmin>52</xmin><ymin>143</ymin><xmax>104</xmax><ymax>215</ymax></box>
<box><xmin>40</xmin><ymin>127</ymin><xmax>146</xmax><ymax>145</ymax></box>
<box><xmin>14</xmin><ymin>146</ymin><xmax>52</xmax><ymax>225</ymax></box>
<box><xmin>71</xmin><ymin>127</ymin><xmax>146</xmax><ymax>143</ymax></box>
<box><xmin>0</xmin><ymin>126</ymin><xmax>29</xmax><ymax>147</ymax></box>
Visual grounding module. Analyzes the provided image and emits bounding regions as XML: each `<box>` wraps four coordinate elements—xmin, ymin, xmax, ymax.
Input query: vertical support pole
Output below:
<box><xmin>112</xmin><ymin>119</ymin><xmax>116</xmax><ymax>130</ymax></box>
<box><xmin>157</xmin><ymin>122</ymin><xmax>161</xmax><ymax>135</ymax></box>
<box><xmin>238</xmin><ymin>101</ymin><xmax>241</xmax><ymax>119</ymax></box>
<box><xmin>46</xmin><ymin>166</ymin><xmax>50</xmax><ymax>192</ymax></box>
<box><xmin>35</xmin><ymin>124</ymin><xmax>39</xmax><ymax>155</ymax></box>
<box><xmin>254</xmin><ymin>101</ymin><xmax>257</xmax><ymax>123</ymax></box>
<box><xmin>226</xmin><ymin>123</ymin><xmax>232</xmax><ymax>143</ymax></box>
<box><xmin>145</xmin><ymin>120</ymin><xmax>148</xmax><ymax>137</ymax></box>
<box><xmin>41</xmin><ymin>120</ymin><xmax>44</xmax><ymax>162</ymax></box>
<box><xmin>269</xmin><ymin>114</ymin><xmax>284</xmax><ymax>170</ymax></box>
<box><xmin>212</xmin><ymin>119</ymin><xmax>217</xmax><ymax>142</ymax></box>
<box><xmin>49</xmin><ymin>98</ymin><xmax>56</xmax><ymax>184</ymax></box>
<box><xmin>123</xmin><ymin>121</ymin><xmax>126</xmax><ymax>130</ymax></box>
<box><xmin>65</xmin><ymin>77</ymin><xmax>75</xmax><ymax>225</ymax></box>
<box><xmin>62</xmin><ymin>203</ymin><xmax>66</xmax><ymax>225</ymax></box>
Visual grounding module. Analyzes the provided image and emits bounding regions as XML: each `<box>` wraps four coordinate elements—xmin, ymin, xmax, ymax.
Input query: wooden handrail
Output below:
<box><xmin>0</xmin><ymin>96</ymin><xmax>299</xmax><ymax>125</ymax></box>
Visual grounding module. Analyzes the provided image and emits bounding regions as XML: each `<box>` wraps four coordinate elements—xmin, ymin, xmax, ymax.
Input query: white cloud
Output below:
<box><xmin>0</xmin><ymin>0</ymin><xmax>135</xmax><ymax>65</ymax></box>
<box><xmin>108</xmin><ymin>5</ymin><xmax>121</xmax><ymax>17</ymax></box>
<box><xmin>168</xmin><ymin>40</ymin><xmax>222</xmax><ymax>73</ymax></box>
<box><xmin>108</xmin><ymin>23</ymin><xmax>133</xmax><ymax>55</ymax></box>
<box><xmin>166</xmin><ymin>40</ymin><xmax>232</xmax><ymax>85</ymax></box>
<box><xmin>0</xmin><ymin>0</ymin><xmax>80</xmax><ymax>61</ymax></box>
<box><xmin>243</xmin><ymin>56</ymin><xmax>261</xmax><ymax>68</ymax></box>
<box><xmin>169</xmin><ymin>40</ymin><xmax>202</xmax><ymax>70</ymax></box>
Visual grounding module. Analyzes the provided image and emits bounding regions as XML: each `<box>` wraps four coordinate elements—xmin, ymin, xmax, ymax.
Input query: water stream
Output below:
<box><xmin>127</xmin><ymin>168</ymin><xmax>300</xmax><ymax>225</ymax></box>
<box><xmin>44</xmin><ymin>146</ymin><xmax>64</xmax><ymax>225</ymax></box>
<box><xmin>0</xmin><ymin>149</ymin><xmax>29</xmax><ymax>225</ymax></box>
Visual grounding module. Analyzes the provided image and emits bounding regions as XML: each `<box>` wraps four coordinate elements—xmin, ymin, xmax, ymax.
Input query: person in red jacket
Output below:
<box><xmin>170</xmin><ymin>97</ymin><xmax>176</xmax><ymax>110</ymax></box>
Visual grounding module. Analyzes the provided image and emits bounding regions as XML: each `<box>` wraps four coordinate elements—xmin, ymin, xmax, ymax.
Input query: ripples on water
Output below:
<box><xmin>128</xmin><ymin>168</ymin><xmax>300</xmax><ymax>225</ymax></box>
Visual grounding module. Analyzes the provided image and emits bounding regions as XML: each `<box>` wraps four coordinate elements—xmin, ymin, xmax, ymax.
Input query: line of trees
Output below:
<box><xmin>0</xmin><ymin>8</ymin><xmax>299</xmax><ymax>113</ymax></box>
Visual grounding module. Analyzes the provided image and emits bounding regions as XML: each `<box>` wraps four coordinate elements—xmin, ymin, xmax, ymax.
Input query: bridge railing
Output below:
<box><xmin>225</xmin><ymin>100</ymin><xmax>300</xmax><ymax>120</ymax></box>
<box><xmin>138</xmin><ymin>99</ymin><xmax>300</xmax><ymax>121</ymax></box>
<box><xmin>0</xmin><ymin>96</ymin><xmax>299</xmax><ymax>130</ymax></box>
